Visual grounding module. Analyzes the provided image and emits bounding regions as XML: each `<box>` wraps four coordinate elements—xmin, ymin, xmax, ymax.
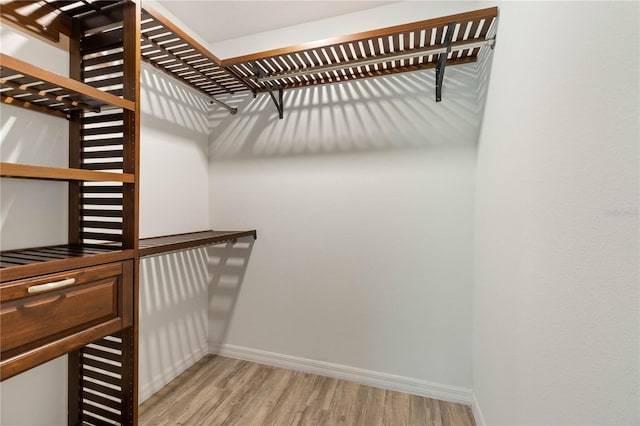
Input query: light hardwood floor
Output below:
<box><xmin>139</xmin><ymin>355</ymin><xmax>475</xmax><ymax>425</ymax></box>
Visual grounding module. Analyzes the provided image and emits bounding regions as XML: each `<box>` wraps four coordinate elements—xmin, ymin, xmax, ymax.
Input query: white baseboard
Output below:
<box><xmin>472</xmin><ymin>391</ymin><xmax>486</xmax><ymax>426</ymax></box>
<box><xmin>209</xmin><ymin>343</ymin><xmax>472</xmax><ymax>405</ymax></box>
<box><xmin>139</xmin><ymin>344</ymin><xmax>208</xmax><ymax>403</ymax></box>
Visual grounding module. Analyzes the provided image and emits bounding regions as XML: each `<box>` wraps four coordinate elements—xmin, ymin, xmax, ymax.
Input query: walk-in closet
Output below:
<box><xmin>1</xmin><ymin>1</ymin><xmax>637</xmax><ymax>425</ymax></box>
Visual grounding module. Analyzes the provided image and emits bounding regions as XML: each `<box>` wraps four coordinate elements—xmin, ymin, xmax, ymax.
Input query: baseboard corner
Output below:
<box><xmin>472</xmin><ymin>391</ymin><xmax>486</xmax><ymax>426</ymax></box>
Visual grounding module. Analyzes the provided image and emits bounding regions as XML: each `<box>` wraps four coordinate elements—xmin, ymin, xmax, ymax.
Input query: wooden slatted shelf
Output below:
<box><xmin>0</xmin><ymin>53</ymin><xmax>135</xmax><ymax>118</ymax></box>
<box><xmin>222</xmin><ymin>7</ymin><xmax>498</xmax><ymax>93</ymax></box>
<box><xmin>0</xmin><ymin>163</ymin><xmax>134</xmax><ymax>183</ymax></box>
<box><xmin>140</xmin><ymin>5</ymin><xmax>249</xmax><ymax>97</ymax></box>
<box><xmin>139</xmin><ymin>230</ymin><xmax>257</xmax><ymax>257</ymax></box>
<box><xmin>137</xmin><ymin>6</ymin><xmax>497</xmax><ymax>119</ymax></box>
<box><xmin>0</xmin><ymin>245</ymin><xmax>134</xmax><ymax>283</ymax></box>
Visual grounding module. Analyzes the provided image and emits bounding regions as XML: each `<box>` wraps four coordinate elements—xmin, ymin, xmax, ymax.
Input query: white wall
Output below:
<box><xmin>473</xmin><ymin>2</ymin><xmax>639</xmax><ymax>425</ymax></box>
<box><xmin>208</xmin><ymin>2</ymin><xmax>485</xmax><ymax>398</ymax></box>
<box><xmin>139</xmin><ymin>65</ymin><xmax>210</xmax><ymax>239</ymax></box>
<box><xmin>210</xmin><ymin>1</ymin><xmax>479</xmax><ymax>58</ymax></box>
<box><xmin>0</xmin><ymin>25</ymin><xmax>69</xmax><ymax>252</ymax></box>
<box><xmin>137</xmin><ymin>63</ymin><xmax>212</xmax><ymax>403</ymax></box>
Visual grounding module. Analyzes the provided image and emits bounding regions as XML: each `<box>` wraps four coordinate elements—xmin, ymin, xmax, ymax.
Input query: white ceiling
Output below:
<box><xmin>157</xmin><ymin>1</ymin><xmax>399</xmax><ymax>44</ymax></box>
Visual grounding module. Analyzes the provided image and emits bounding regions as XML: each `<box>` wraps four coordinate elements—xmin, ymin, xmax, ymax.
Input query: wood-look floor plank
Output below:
<box><xmin>139</xmin><ymin>355</ymin><xmax>475</xmax><ymax>426</ymax></box>
<box><xmin>382</xmin><ymin>387</ymin><xmax>412</xmax><ymax>426</ymax></box>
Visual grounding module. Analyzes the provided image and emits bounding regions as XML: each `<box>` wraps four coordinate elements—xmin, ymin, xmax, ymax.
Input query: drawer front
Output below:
<box><xmin>0</xmin><ymin>261</ymin><xmax>131</xmax><ymax>360</ymax></box>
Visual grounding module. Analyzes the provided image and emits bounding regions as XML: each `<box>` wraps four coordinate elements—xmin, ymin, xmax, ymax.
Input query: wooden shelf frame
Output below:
<box><xmin>139</xmin><ymin>230</ymin><xmax>257</xmax><ymax>257</ymax></box>
<box><xmin>0</xmin><ymin>53</ymin><xmax>135</xmax><ymax>118</ymax></box>
<box><xmin>0</xmin><ymin>163</ymin><xmax>135</xmax><ymax>182</ymax></box>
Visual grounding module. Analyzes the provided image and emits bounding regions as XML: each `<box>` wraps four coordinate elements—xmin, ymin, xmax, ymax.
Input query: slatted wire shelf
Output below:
<box><xmin>221</xmin><ymin>7</ymin><xmax>498</xmax><ymax>116</ymax></box>
<box><xmin>141</xmin><ymin>5</ymin><xmax>249</xmax><ymax>98</ymax></box>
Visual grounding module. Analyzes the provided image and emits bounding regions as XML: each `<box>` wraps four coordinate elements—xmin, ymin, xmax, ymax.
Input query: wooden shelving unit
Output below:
<box><xmin>140</xmin><ymin>230</ymin><xmax>257</xmax><ymax>257</ymax></box>
<box><xmin>1</xmin><ymin>0</ymin><xmax>140</xmax><ymax>424</ymax></box>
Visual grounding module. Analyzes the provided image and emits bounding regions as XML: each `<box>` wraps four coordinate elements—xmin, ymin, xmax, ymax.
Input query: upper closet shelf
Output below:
<box><xmin>137</xmin><ymin>6</ymin><xmax>498</xmax><ymax>119</ymax></box>
<box><xmin>222</xmin><ymin>7</ymin><xmax>498</xmax><ymax>117</ymax></box>
<box><xmin>140</xmin><ymin>5</ymin><xmax>248</xmax><ymax>112</ymax></box>
<box><xmin>0</xmin><ymin>53</ymin><xmax>135</xmax><ymax>118</ymax></box>
<box><xmin>1</xmin><ymin>3</ymin><xmax>498</xmax><ymax>120</ymax></box>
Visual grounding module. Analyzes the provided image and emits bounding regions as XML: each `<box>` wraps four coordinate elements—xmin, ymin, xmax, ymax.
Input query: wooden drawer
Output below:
<box><xmin>1</xmin><ymin>260</ymin><xmax>133</xmax><ymax>380</ymax></box>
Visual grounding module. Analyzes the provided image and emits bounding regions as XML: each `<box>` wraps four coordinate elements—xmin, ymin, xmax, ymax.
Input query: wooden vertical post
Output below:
<box><xmin>68</xmin><ymin>18</ymin><xmax>82</xmax><ymax>246</ymax></box>
<box><xmin>67</xmin><ymin>17</ymin><xmax>82</xmax><ymax>426</ymax></box>
<box><xmin>121</xmin><ymin>1</ymin><xmax>141</xmax><ymax>423</ymax></box>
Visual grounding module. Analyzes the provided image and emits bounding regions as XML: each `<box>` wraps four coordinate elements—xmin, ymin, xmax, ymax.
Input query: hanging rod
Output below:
<box><xmin>210</xmin><ymin>97</ymin><xmax>237</xmax><ymax>115</ymax></box>
<box><xmin>256</xmin><ymin>38</ymin><xmax>495</xmax><ymax>84</ymax></box>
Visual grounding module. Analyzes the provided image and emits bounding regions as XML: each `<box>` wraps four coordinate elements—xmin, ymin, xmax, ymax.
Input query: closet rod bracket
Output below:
<box><xmin>252</xmin><ymin>61</ymin><xmax>284</xmax><ymax>119</ymax></box>
<box><xmin>435</xmin><ymin>22</ymin><xmax>456</xmax><ymax>102</ymax></box>
<box><xmin>210</xmin><ymin>97</ymin><xmax>238</xmax><ymax>115</ymax></box>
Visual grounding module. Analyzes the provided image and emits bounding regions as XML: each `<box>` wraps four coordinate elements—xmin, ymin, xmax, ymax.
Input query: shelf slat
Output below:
<box><xmin>1</xmin><ymin>94</ymin><xmax>70</xmax><ymax>119</ymax></box>
<box><xmin>0</xmin><ymin>163</ymin><xmax>135</xmax><ymax>183</ymax></box>
<box><xmin>0</xmin><ymin>245</ymin><xmax>134</xmax><ymax>283</ymax></box>
<box><xmin>0</xmin><ymin>53</ymin><xmax>135</xmax><ymax>114</ymax></box>
<box><xmin>139</xmin><ymin>230</ymin><xmax>257</xmax><ymax>257</ymax></box>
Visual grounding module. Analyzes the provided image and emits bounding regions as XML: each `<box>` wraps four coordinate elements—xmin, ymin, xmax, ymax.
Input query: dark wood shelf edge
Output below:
<box><xmin>0</xmin><ymin>248</ymin><xmax>135</xmax><ymax>283</ymax></box>
<box><xmin>0</xmin><ymin>318</ymin><xmax>123</xmax><ymax>381</ymax></box>
<box><xmin>139</xmin><ymin>230</ymin><xmax>257</xmax><ymax>258</ymax></box>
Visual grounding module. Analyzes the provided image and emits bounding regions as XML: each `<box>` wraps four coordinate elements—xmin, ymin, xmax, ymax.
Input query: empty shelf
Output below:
<box><xmin>223</xmin><ymin>7</ymin><xmax>498</xmax><ymax>93</ymax></box>
<box><xmin>0</xmin><ymin>163</ymin><xmax>135</xmax><ymax>183</ymax></box>
<box><xmin>0</xmin><ymin>245</ymin><xmax>134</xmax><ymax>283</ymax></box>
<box><xmin>0</xmin><ymin>53</ymin><xmax>135</xmax><ymax>118</ymax></box>
<box><xmin>141</xmin><ymin>5</ymin><xmax>249</xmax><ymax>97</ymax></box>
<box><xmin>139</xmin><ymin>230</ymin><xmax>257</xmax><ymax>257</ymax></box>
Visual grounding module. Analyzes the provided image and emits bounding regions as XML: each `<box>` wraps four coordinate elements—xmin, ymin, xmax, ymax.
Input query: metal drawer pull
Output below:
<box><xmin>28</xmin><ymin>278</ymin><xmax>76</xmax><ymax>294</ymax></box>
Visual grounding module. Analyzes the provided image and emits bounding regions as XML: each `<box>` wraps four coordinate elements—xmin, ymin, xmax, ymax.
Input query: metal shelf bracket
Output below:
<box><xmin>253</xmin><ymin>62</ymin><xmax>284</xmax><ymax>119</ymax></box>
<box><xmin>435</xmin><ymin>22</ymin><xmax>456</xmax><ymax>102</ymax></box>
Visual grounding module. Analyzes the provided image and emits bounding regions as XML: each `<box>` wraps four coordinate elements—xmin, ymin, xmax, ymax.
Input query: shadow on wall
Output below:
<box><xmin>1</xmin><ymin>106</ymin><xmax>69</xmax><ymax>250</ymax></box>
<box><xmin>138</xmin><ymin>238</ymin><xmax>255</xmax><ymax>400</ymax></box>
<box><xmin>0</xmin><ymin>107</ymin><xmax>68</xmax><ymax>165</ymax></box>
<box><xmin>208</xmin><ymin>237</ymin><xmax>255</xmax><ymax>349</ymax></box>
<box><xmin>140</xmin><ymin>64</ymin><xmax>210</xmax><ymax>146</ymax></box>
<box><xmin>209</xmin><ymin>63</ymin><xmax>485</xmax><ymax>159</ymax></box>
<box><xmin>139</xmin><ymin>247</ymin><xmax>210</xmax><ymax>400</ymax></box>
